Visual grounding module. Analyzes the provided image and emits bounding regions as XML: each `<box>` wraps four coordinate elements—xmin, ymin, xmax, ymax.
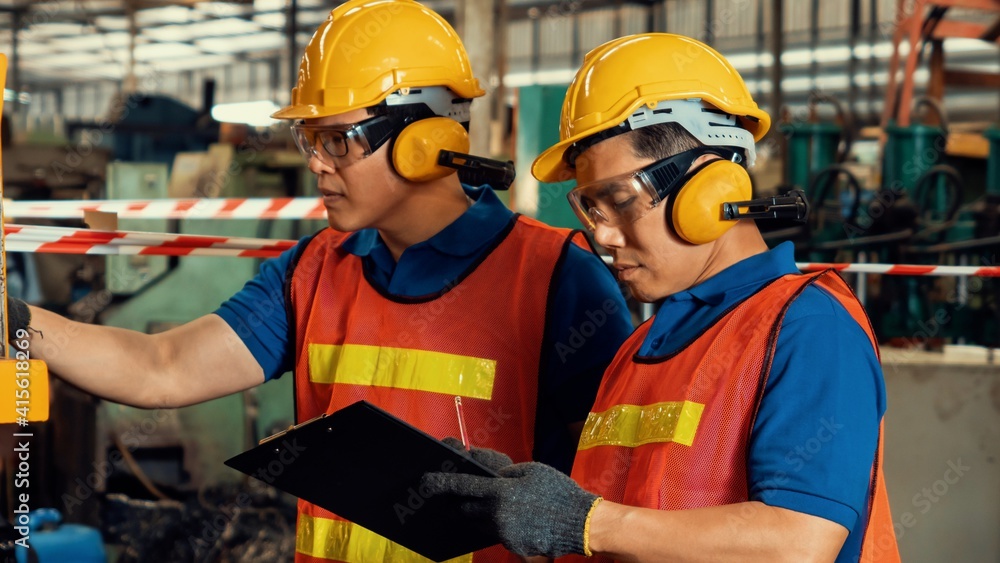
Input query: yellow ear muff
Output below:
<box><xmin>391</xmin><ymin>117</ymin><xmax>470</xmax><ymax>182</ymax></box>
<box><xmin>670</xmin><ymin>159</ymin><xmax>752</xmax><ymax>245</ymax></box>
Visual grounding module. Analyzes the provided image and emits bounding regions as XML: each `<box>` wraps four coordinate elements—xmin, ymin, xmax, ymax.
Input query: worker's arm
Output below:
<box><xmin>588</xmin><ymin>499</ymin><xmax>847</xmax><ymax>563</ymax></box>
<box><xmin>11</xmin><ymin>237</ymin><xmax>311</xmax><ymax>409</ymax></box>
<box><xmin>536</xmin><ymin>243</ymin><xmax>632</xmax><ymax>473</ymax></box>
<box><xmin>422</xmin><ymin>461</ymin><xmax>848</xmax><ymax>562</ymax></box>
<box><xmin>24</xmin><ymin>307</ymin><xmax>263</xmax><ymax>409</ymax></box>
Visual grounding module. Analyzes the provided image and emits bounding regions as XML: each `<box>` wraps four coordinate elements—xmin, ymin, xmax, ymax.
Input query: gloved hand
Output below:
<box><xmin>422</xmin><ymin>461</ymin><xmax>601</xmax><ymax>557</ymax></box>
<box><xmin>441</xmin><ymin>437</ymin><xmax>514</xmax><ymax>472</ymax></box>
<box><xmin>6</xmin><ymin>297</ymin><xmax>31</xmax><ymax>341</ymax></box>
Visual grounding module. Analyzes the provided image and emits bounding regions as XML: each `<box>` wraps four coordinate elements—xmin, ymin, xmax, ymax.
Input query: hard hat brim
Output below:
<box><xmin>531</xmin><ymin>138</ymin><xmax>578</xmax><ymax>184</ymax></box>
<box><xmin>531</xmin><ymin>105</ymin><xmax>770</xmax><ymax>184</ymax></box>
<box><xmin>271</xmin><ymin>104</ymin><xmax>340</xmax><ymax>120</ymax></box>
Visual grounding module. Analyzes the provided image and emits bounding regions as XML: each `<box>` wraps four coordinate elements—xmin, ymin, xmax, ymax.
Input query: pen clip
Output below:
<box><xmin>454</xmin><ymin>396</ymin><xmax>470</xmax><ymax>450</ymax></box>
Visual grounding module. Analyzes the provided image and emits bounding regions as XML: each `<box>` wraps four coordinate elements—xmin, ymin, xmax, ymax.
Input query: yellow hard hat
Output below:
<box><xmin>272</xmin><ymin>0</ymin><xmax>484</xmax><ymax>120</ymax></box>
<box><xmin>532</xmin><ymin>33</ymin><xmax>771</xmax><ymax>183</ymax></box>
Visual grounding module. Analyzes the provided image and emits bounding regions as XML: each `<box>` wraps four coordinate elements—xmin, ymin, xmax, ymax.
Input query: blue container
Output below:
<box><xmin>14</xmin><ymin>509</ymin><xmax>106</xmax><ymax>563</ymax></box>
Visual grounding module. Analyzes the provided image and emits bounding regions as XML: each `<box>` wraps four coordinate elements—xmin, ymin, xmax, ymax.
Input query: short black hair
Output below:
<box><xmin>366</xmin><ymin>102</ymin><xmax>391</xmax><ymax>117</ymax></box>
<box><xmin>366</xmin><ymin>100</ymin><xmax>473</xmax><ymax>132</ymax></box>
<box><xmin>626</xmin><ymin>122</ymin><xmax>701</xmax><ymax>161</ymax></box>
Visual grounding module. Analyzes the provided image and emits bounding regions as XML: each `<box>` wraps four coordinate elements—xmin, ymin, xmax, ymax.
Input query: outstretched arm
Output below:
<box><xmin>24</xmin><ymin>307</ymin><xmax>264</xmax><ymax>409</ymax></box>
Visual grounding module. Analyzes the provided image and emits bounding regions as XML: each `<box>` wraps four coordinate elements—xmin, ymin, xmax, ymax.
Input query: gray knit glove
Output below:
<box><xmin>441</xmin><ymin>437</ymin><xmax>514</xmax><ymax>472</ymax></box>
<box><xmin>421</xmin><ymin>461</ymin><xmax>600</xmax><ymax>557</ymax></box>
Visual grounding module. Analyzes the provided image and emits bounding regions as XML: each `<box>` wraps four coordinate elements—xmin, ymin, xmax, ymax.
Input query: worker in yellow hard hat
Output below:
<box><xmin>423</xmin><ymin>33</ymin><xmax>901</xmax><ymax>563</ymax></box>
<box><xmin>9</xmin><ymin>1</ymin><xmax>632</xmax><ymax>561</ymax></box>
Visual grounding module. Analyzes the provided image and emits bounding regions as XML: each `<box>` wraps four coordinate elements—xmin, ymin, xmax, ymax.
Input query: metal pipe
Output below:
<box><xmin>125</xmin><ymin>2</ymin><xmax>137</xmax><ymax>93</ymax></box>
<box><xmin>848</xmin><ymin>0</ymin><xmax>861</xmax><ymax>118</ymax></box>
<box><xmin>531</xmin><ymin>15</ymin><xmax>540</xmax><ymax>75</ymax></box>
<box><xmin>613</xmin><ymin>0</ymin><xmax>623</xmax><ymax>39</ymax></box>
<box><xmin>771</xmin><ymin>0</ymin><xmax>784</xmax><ymax>116</ymax></box>
<box><xmin>11</xmin><ymin>9</ymin><xmax>21</xmax><ymax>111</ymax></box>
<box><xmin>770</xmin><ymin>0</ymin><xmax>785</xmax><ymax>167</ymax></box>
<box><xmin>641</xmin><ymin>302</ymin><xmax>655</xmax><ymax>322</ymax></box>
<box><xmin>810</xmin><ymin>0</ymin><xmax>819</xmax><ymax>91</ymax></box>
<box><xmin>287</xmin><ymin>0</ymin><xmax>298</xmax><ymax>90</ymax></box>
<box><xmin>868</xmin><ymin>0</ymin><xmax>879</xmax><ymax>122</ymax></box>
<box><xmin>756</xmin><ymin>0</ymin><xmax>764</xmax><ymax>97</ymax></box>
<box><xmin>705</xmin><ymin>0</ymin><xmax>715</xmax><ymax>45</ymax></box>
<box><xmin>856</xmin><ymin>251</ymin><xmax>868</xmax><ymax>305</ymax></box>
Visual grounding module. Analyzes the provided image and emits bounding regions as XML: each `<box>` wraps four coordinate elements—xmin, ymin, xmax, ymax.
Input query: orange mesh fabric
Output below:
<box><xmin>563</xmin><ymin>270</ymin><xmax>899</xmax><ymax>562</ymax></box>
<box><xmin>290</xmin><ymin>217</ymin><xmax>584</xmax><ymax>563</ymax></box>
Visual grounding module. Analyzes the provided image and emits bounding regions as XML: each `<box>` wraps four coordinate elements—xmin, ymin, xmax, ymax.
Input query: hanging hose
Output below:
<box><xmin>914</xmin><ymin>164</ymin><xmax>965</xmax><ymax>225</ymax></box>
<box><xmin>112</xmin><ymin>432</ymin><xmax>175</xmax><ymax>502</ymax></box>
<box><xmin>808</xmin><ymin>90</ymin><xmax>854</xmax><ymax>164</ymax></box>
<box><xmin>912</xmin><ymin>96</ymin><xmax>950</xmax><ymax>137</ymax></box>
<box><xmin>810</xmin><ymin>164</ymin><xmax>865</xmax><ymax>227</ymax></box>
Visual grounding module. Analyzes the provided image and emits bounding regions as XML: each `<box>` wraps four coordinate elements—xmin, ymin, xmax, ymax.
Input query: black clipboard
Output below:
<box><xmin>224</xmin><ymin>400</ymin><xmax>500</xmax><ymax>562</ymax></box>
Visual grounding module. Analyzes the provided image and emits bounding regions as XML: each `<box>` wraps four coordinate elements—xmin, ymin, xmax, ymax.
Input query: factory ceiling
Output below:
<box><xmin>0</xmin><ymin>0</ymin><xmax>643</xmax><ymax>86</ymax></box>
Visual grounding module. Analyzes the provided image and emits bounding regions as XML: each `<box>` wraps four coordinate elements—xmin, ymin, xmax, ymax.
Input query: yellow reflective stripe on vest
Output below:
<box><xmin>296</xmin><ymin>514</ymin><xmax>474</xmax><ymax>563</ymax></box>
<box><xmin>308</xmin><ymin>343</ymin><xmax>496</xmax><ymax>399</ymax></box>
<box><xmin>578</xmin><ymin>401</ymin><xmax>705</xmax><ymax>450</ymax></box>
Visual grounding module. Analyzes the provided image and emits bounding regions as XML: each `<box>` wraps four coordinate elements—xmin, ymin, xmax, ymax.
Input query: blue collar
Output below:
<box><xmin>341</xmin><ymin>186</ymin><xmax>512</xmax><ymax>259</ymax></box>
<box><xmin>669</xmin><ymin>241</ymin><xmax>800</xmax><ymax>306</ymax></box>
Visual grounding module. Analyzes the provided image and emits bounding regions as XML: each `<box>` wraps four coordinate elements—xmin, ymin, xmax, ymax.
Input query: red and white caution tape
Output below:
<box><xmin>598</xmin><ymin>255</ymin><xmax>1000</xmax><ymax>277</ymax></box>
<box><xmin>796</xmin><ymin>263</ymin><xmax>1000</xmax><ymax>277</ymax></box>
<box><xmin>5</xmin><ymin>197</ymin><xmax>327</xmax><ymax>220</ymax></box>
<box><xmin>8</xmin><ymin>226</ymin><xmax>1000</xmax><ymax>272</ymax></box>
<box><xmin>4</xmin><ymin>224</ymin><xmax>296</xmax><ymax>258</ymax></box>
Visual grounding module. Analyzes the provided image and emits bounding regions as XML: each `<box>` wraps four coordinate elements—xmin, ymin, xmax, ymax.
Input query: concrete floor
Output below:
<box><xmin>881</xmin><ymin>348</ymin><xmax>1000</xmax><ymax>563</ymax></box>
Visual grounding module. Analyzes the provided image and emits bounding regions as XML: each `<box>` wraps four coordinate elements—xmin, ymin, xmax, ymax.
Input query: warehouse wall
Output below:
<box><xmin>881</xmin><ymin>350</ymin><xmax>1000</xmax><ymax>562</ymax></box>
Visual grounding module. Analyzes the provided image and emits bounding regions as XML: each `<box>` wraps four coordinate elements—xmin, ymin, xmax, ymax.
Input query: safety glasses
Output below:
<box><xmin>567</xmin><ymin>147</ymin><xmax>733</xmax><ymax>231</ymax></box>
<box><xmin>290</xmin><ymin>114</ymin><xmax>401</xmax><ymax>169</ymax></box>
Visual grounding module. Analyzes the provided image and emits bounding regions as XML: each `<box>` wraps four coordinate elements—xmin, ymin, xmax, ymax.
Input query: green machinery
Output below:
<box><xmin>987</xmin><ymin>126</ymin><xmax>1000</xmax><ymax>196</ymax></box>
<box><xmin>97</xmin><ymin>147</ymin><xmax>323</xmax><ymax>494</ymax></box>
<box><xmin>876</xmin><ymin>99</ymin><xmax>1000</xmax><ymax>347</ymax></box>
<box><xmin>775</xmin><ymin>92</ymin><xmax>862</xmax><ymax>262</ymax></box>
<box><xmin>781</xmin><ymin>94</ymin><xmax>848</xmax><ymax>193</ymax></box>
<box><xmin>105</xmin><ymin>163</ymin><xmax>170</xmax><ymax>294</ymax></box>
<box><xmin>779</xmin><ymin>94</ymin><xmax>997</xmax><ymax>347</ymax></box>
<box><xmin>515</xmin><ymin>84</ymin><xmax>577</xmax><ymax>229</ymax></box>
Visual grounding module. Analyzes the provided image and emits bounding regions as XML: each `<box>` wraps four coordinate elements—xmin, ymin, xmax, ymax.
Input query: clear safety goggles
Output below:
<box><xmin>567</xmin><ymin>147</ymin><xmax>735</xmax><ymax>231</ymax></box>
<box><xmin>290</xmin><ymin>114</ymin><xmax>400</xmax><ymax>169</ymax></box>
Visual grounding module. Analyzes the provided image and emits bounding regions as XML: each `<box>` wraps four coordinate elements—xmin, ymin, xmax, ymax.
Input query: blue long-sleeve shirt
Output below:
<box><xmin>215</xmin><ymin>186</ymin><xmax>634</xmax><ymax>473</ymax></box>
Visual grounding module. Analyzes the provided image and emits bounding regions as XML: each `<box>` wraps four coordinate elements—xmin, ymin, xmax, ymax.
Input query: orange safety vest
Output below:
<box><xmin>288</xmin><ymin>216</ymin><xmax>590</xmax><ymax>563</ymax></box>
<box><xmin>565</xmin><ymin>270</ymin><xmax>900</xmax><ymax>563</ymax></box>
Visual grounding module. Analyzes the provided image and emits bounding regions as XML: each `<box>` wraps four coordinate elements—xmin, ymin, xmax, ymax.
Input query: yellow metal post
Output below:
<box><xmin>0</xmin><ymin>53</ymin><xmax>49</xmax><ymax>424</ymax></box>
